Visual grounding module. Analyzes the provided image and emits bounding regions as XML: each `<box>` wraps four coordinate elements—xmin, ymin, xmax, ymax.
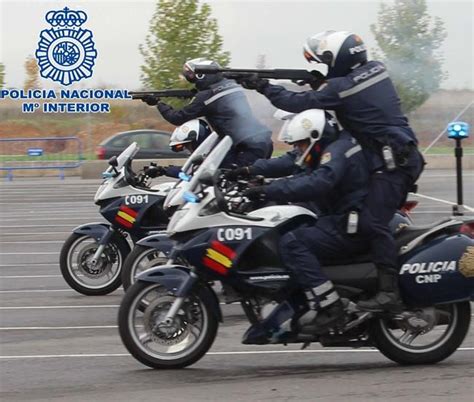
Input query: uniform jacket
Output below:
<box><xmin>259</xmin><ymin>61</ymin><xmax>418</xmax><ymax>170</ymax></box>
<box><xmin>263</xmin><ymin>132</ymin><xmax>370</xmax><ymax>216</ymax></box>
<box><xmin>157</xmin><ymin>79</ymin><xmax>272</xmax><ymax>149</ymax></box>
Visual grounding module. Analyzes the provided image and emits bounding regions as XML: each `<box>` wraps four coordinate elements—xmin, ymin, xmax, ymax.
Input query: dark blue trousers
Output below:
<box><xmin>279</xmin><ymin>215</ymin><xmax>370</xmax><ymax>289</ymax></box>
<box><xmin>359</xmin><ymin>148</ymin><xmax>424</xmax><ymax>273</ymax></box>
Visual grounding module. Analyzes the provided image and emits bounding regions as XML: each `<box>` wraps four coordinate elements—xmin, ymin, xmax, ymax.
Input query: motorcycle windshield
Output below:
<box><xmin>188</xmin><ymin>136</ymin><xmax>233</xmax><ymax>193</ymax></box>
<box><xmin>115</xmin><ymin>142</ymin><xmax>139</xmax><ymax>171</ymax></box>
<box><xmin>163</xmin><ymin>132</ymin><xmax>221</xmax><ymax>209</ymax></box>
<box><xmin>181</xmin><ymin>132</ymin><xmax>220</xmax><ymax>175</ymax></box>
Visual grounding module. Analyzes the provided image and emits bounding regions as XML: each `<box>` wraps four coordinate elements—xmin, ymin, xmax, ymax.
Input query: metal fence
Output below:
<box><xmin>0</xmin><ymin>136</ymin><xmax>84</xmax><ymax>181</ymax></box>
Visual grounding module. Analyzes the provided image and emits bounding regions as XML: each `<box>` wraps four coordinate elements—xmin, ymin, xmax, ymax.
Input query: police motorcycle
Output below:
<box><xmin>59</xmin><ymin>125</ymin><xmax>219</xmax><ymax>296</ymax></box>
<box><xmin>118</xmin><ymin>134</ymin><xmax>473</xmax><ymax>369</ymax></box>
<box><xmin>120</xmin><ymin>111</ymin><xmax>418</xmax><ymax>291</ymax></box>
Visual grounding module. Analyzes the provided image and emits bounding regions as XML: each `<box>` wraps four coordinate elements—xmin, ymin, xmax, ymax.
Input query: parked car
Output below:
<box><xmin>96</xmin><ymin>130</ymin><xmax>189</xmax><ymax>159</ymax></box>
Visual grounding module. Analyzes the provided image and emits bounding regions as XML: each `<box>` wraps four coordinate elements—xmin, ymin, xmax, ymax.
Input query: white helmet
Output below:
<box><xmin>278</xmin><ymin>109</ymin><xmax>339</xmax><ymax>165</ymax></box>
<box><xmin>169</xmin><ymin>119</ymin><xmax>211</xmax><ymax>152</ymax></box>
<box><xmin>303</xmin><ymin>31</ymin><xmax>367</xmax><ymax>78</ymax></box>
<box><xmin>182</xmin><ymin>58</ymin><xmax>222</xmax><ymax>84</ymax></box>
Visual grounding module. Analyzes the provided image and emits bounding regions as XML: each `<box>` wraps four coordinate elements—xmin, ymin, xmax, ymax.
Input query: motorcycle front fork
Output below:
<box><xmin>163</xmin><ymin>269</ymin><xmax>199</xmax><ymax>324</ymax></box>
<box><xmin>90</xmin><ymin>229</ymin><xmax>115</xmax><ymax>265</ymax></box>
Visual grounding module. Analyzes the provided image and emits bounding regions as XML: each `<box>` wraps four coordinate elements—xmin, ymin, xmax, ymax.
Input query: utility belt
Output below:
<box><xmin>381</xmin><ymin>142</ymin><xmax>417</xmax><ymax>170</ymax></box>
<box><xmin>356</xmin><ymin>135</ymin><xmax>417</xmax><ymax>171</ymax></box>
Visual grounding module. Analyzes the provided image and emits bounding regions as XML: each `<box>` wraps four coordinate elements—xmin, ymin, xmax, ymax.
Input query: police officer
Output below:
<box><xmin>239</xmin><ymin>109</ymin><xmax>370</xmax><ymax>339</ymax></box>
<box><xmin>144</xmin><ymin>119</ymin><xmax>212</xmax><ymax>179</ymax></box>
<box><xmin>240</xmin><ymin>31</ymin><xmax>424</xmax><ymax>312</ymax></box>
<box><xmin>141</xmin><ymin>58</ymin><xmax>273</xmax><ymax>167</ymax></box>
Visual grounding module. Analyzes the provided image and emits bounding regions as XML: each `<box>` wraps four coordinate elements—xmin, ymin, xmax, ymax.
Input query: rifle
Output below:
<box><xmin>129</xmin><ymin>89</ymin><xmax>197</xmax><ymax>100</ymax></box>
<box><xmin>194</xmin><ymin>66</ymin><xmax>326</xmax><ymax>87</ymax></box>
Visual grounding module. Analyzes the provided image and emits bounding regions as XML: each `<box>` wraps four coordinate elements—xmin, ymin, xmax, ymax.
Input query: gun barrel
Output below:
<box><xmin>194</xmin><ymin>67</ymin><xmax>324</xmax><ymax>83</ymax></box>
<box><xmin>129</xmin><ymin>89</ymin><xmax>197</xmax><ymax>100</ymax></box>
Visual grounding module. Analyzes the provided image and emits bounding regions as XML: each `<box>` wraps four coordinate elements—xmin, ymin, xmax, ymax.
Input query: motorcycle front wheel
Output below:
<box><xmin>121</xmin><ymin>245</ymin><xmax>169</xmax><ymax>291</ymax></box>
<box><xmin>59</xmin><ymin>233</ymin><xmax>130</xmax><ymax>295</ymax></box>
<box><xmin>370</xmin><ymin>301</ymin><xmax>471</xmax><ymax>365</ymax></box>
<box><xmin>118</xmin><ymin>281</ymin><xmax>218</xmax><ymax>369</ymax></box>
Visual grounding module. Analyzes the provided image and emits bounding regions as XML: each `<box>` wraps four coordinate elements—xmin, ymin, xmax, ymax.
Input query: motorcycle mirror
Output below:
<box><xmin>199</xmin><ymin>171</ymin><xmax>214</xmax><ymax>186</ymax></box>
<box><xmin>108</xmin><ymin>156</ymin><xmax>118</xmax><ymax>167</ymax></box>
<box><xmin>192</xmin><ymin>155</ymin><xmax>205</xmax><ymax>166</ymax></box>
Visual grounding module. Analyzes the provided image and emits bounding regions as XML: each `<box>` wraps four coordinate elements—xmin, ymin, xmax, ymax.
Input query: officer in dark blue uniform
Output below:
<box><xmin>144</xmin><ymin>119</ymin><xmax>212</xmax><ymax>179</ymax></box>
<box><xmin>241</xmin><ymin>31</ymin><xmax>424</xmax><ymax>312</ymax></box>
<box><xmin>142</xmin><ymin>58</ymin><xmax>273</xmax><ymax>167</ymax></box>
<box><xmin>239</xmin><ymin>109</ymin><xmax>371</xmax><ymax>336</ymax></box>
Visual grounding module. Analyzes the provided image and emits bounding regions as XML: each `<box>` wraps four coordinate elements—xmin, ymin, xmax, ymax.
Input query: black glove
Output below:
<box><xmin>243</xmin><ymin>186</ymin><xmax>267</xmax><ymax>201</ymax></box>
<box><xmin>225</xmin><ymin>166</ymin><xmax>252</xmax><ymax>181</ymax></box>
<box><xmin>238</xmin><ymin>74</ymin><xmax>269</xmax><ymax>92</ymax></box>
<box><xmin>141</xmin><ymin>95</ymin><xmax>160</xmax><ymax>106</ymax></box>
<box><xmin>143</xmin><ymin>164</ymin><xmax>166</xmax><ymax>178</ymax></box>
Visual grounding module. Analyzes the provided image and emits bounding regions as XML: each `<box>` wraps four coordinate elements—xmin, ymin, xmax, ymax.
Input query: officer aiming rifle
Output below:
<box><xmin>129</xmin><ymin>89</ymin><xmax>197</xmax><ymax>101</ymax></box>
<box><xmin>193</xmin><ymin>65</ymin><xmax>327</xmax><ymax>89</ymax></box>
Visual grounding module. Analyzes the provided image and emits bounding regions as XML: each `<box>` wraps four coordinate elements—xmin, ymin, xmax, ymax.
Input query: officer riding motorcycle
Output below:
<box><xmin>239</xmin><ymin>31</ymin><xmax>425</xmax><ymax>313</ymax></box>
<box><xmin>144</xmin><ymin>119</ymin><xmax>212</xmax><ymax>179</ymax></box>
<box><xmin>141</xmin><ymin>58</ymin><xmax>273</xmax><ymax>167</ymax></box>
<box><xmin>230</xmin><ymin>109</ymin><xmax>372</xmax><ymax>339</ymax></box>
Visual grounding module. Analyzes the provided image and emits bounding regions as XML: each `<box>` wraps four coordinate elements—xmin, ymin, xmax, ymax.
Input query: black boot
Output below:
<box><xmin>357</xmin><ymin>269</ymin><xmax>404</xmax><ymax>312</ymax></box>
<box><xmin>298</xmin><ymin>282</ymin><xmax>346</xmax><ymax>335</ymax></box>
<box><xmin>299</xmin><ymin>299</ymin><xmax>346</xmax><ymax>335</ymax></box>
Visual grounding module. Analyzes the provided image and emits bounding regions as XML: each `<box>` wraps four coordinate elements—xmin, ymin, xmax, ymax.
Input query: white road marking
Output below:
<box><xmin>0</xmin><ymin>225</ymin><xmax>75</xmax><ymax>228</ymax></box>
<box><xmin>0</xmin><ymin>325</ymin><xmax>118</xmax><ymax>330</ymax></box>
<box><xmin>0</xmin><ymin>302</ymin><xmax>237</xmax><ymax>309</ymax></box>
<box><xmin>0</xmin><ymin>275</ymin><xmax>61</xmax><ymax>279</ymax></box>
<box><xmin>0</xmin><ymin>305</ymin><xmax>119</xmax><ymax>310</ymax></box>
<box><xmin>1</xmin><ymin>348</ymin><xmax>473</xmax><ymax>360</ymax></box>
<box><xmin>0</xmin><ymin>232</ymin><xmax>71</xmax><ymax>236</ymax></box>
<box><xmin>0</xmin><ymin>241</ymin><xmax>64</xmax><ymax>244</ymax></box>
<box><xmin>0</xmin><ymin>217</ymin><xmax>97</xmax><ymax>222</ymax></box>
<box><xmin>0</xmin><ymin>252</ymin><xmax>59</xmax><ymax>255</ymax></box>
<box><xmin>414</xmin><ymin>193</ymin><xmax>474</xmax><ymax>212</ymax></box>
<box><xmin>0</xmin><ymin>263</ymin><xmax>59</xmax><ymax>267</ymax></box>
<box><xmin>0</xmin><ymin>289</ymin><xmax>75</xmax><ymax>294</ymax></box>
<box><xmin>411</xmin><ymin>211</ymin><xmax>451</xmax><ymax>214</ymax></box>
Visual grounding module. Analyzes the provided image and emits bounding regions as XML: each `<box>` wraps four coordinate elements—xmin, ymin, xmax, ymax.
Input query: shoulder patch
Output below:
<box><xmin>321</xmin><ymin>152</ymin><xmax>331</xmax><ymax>164</ymax></box>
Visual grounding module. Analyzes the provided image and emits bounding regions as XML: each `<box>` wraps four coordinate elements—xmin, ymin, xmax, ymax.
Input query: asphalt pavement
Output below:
<box><xmin>0</xmin><ymin>170</ymin><xmax>473</xmax><ymax>402</ymax></box>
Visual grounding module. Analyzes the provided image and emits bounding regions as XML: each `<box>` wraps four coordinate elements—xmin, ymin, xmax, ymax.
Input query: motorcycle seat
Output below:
<box><xmin>321</xmin><ymin>218</ymin><xmax>455</xmax><ymax>266</ymax></box>
<box><xmin>321</xmin><ymin>253</ymin><xmax>372</xmax><ymax>266</ymax></box>
<box><xmin>394</xmin><ymin>217</ymin><xmax>454</xmax><ymax>249</ymax></box>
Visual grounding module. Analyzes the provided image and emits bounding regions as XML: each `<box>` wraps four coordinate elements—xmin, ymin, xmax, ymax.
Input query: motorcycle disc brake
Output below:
<box><xmin>143</xmin><ymin>296</ymin><xmax>190</xmax><ymax>346</ymax></box>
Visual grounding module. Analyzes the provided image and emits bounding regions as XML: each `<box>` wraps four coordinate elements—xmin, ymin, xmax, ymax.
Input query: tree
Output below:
<box><xmin>140</xmin><ymin>0</ymin><xmax>230</xmax><ymax>91</ymax></box>
<box><xmin>371</xmin><ymin>0</ymin><xmax>446</xmax><ymax>113</ymax></box>
<box><xmin>24</xmin><ymin>55</ymin><xmax>40</xmax><ymax>90</ymax></box>
<box><xmin>0</xmin><ymin>63</ymin><xmax>5</xmax><ymax>88</ymax></box>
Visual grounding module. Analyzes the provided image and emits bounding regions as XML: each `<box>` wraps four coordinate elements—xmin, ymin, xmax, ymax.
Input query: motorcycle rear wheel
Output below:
<box><xmin>370</xmin><ymin>302</ymin><xmax>471</xmax><ymax>365</ymax></box>
<box><xmin>118</xmin><ymin>281</ymin><xmax>218</xmax><ymax>369</ymax></box>
<box><xmin>60</xmin><ymin>233</ymin><xmax>130</xmax><ymax>295</ymax></box>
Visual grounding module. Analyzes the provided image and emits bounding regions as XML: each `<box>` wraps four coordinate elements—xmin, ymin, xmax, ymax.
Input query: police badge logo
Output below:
<box><xmin>35</xmin><ymin>7</ymin><xmax>97</xmax><ymax>86</ymax></box>
<box><xmin>321</xmin><ymin>152</ymin><xmax>331</xmax><ymax>164</ymax></box>
<box><xmin>301</xmin><ymin>118</ymin><xmax>313</xmax><ymax>130</ymax></box>
<box><xmin>459</xmin><ymin>246</ymin><xmax>474</xmax><ymax>278</ymax></box>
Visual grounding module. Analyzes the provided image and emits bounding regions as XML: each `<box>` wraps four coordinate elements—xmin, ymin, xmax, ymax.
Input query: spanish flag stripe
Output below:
<box><xmin>120</xmin><ymin>205</ymin><xmax>138</xmax><ymax>218</ymax></box>
<box><xmin>206</xmin><ymin>248</ymin><xmax>232</xmax><ymax>267</ymax></box>
<box><xmin>203</xmin><ymin>256</ymin><xmax>228</xmax><ymax>275</ymax></box>
<box><xmin>115</xmin><ymin>215</ymin><xmax>133</xmax><ymax>228</ymax></box>
<box><xmin>211</xmin><ymin>240</ymin><xmax>236</xmax><ymax>259</ymax></box>
<box><xmin>117</xmin><ymin>210</ymin><xmax>136</xmax><ymax>223</ymax></box>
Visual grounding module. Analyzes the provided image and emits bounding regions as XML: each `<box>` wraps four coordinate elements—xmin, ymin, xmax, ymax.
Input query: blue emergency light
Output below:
<box><xmin>179</xmin><ymin>171</ymin><xmax>191</xmax><ymax>182</ymax></box>
<box><xmin>447</xmin><ymin>121</ymin><xmax>470</xmax><ymax>139</ymax></box>
<box><xmin>183</xmin><ymin>191</ymin><xmax>200</xmax><ymax>203</ymax></box>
